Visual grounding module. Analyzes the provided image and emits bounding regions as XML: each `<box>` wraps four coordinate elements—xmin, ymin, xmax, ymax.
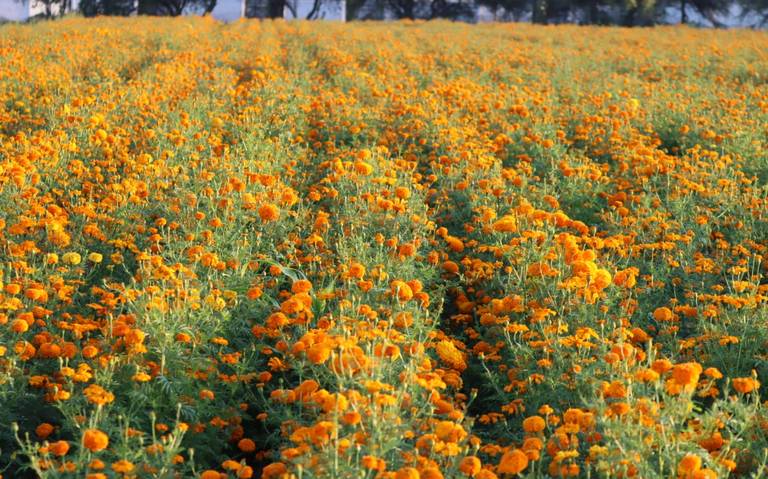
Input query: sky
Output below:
<box><xmin>1</xmin><ymin>0</ymin><xmax>32</xmax><ymax>20</ymax></box>
<box><xmin>211</xmin><ymin>0</ymin><xmax>241</xmax><ymax>20</ymax></box>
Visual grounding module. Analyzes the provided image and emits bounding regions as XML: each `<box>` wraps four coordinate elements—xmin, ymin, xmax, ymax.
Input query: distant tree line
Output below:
<box><xmin>38</xmin><ymin>0</ymin><xmax>768</xmax><ymax>27</ymax></box>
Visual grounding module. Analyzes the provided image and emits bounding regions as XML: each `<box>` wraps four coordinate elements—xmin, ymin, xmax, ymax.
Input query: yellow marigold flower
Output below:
<box><xmin>62</xmin><ymin>252</ymin><xmax>81</xmax><ymax>265</ymax></box>
<box><xmin>132</xmin><ymin>372</ymin><xmax>151</xmax><ymax>382</ymax></box>
<box><xmin>84</xmin><ymin>384</ymin><xmax>115</xmax><ymax>406</ymax></box>
<box><xmin>435</xmin><ymin>340</ymin><xmax>467</xmax><ymax>372</ymax></box>
<box><xmin>354</xmin><ymin>161</ymin><xmax>374</xmax><ymax>175</ymax></box>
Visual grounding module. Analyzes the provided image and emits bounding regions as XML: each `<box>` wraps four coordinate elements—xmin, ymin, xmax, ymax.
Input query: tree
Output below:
<box><xmin>387</xmin><ymin>0</ymin><xmax>418</xmax><ymax>18</ymax></box>
<box><xmin>346</xmin><ymin>0</ymin><xmax>367</xmax><ymax>18</ymax></box>
<box><xmin>738</xmin><ymin>0</ymin><xmax>768</xmax><ymax>25</ymax></box>
<box><xmin>688</xmin><ymin>0</ymin><xmax>730</xmax><ymax>25</ymax></box>
<box><xmin>284</xmin><ymin>0</ymin><xmax>326</xmax><ymax>18</ymax></box>
<box><xmin>658</xmin><ymin>0</ymin><xmax>730</xmax><ymax>25</ymax></box>
<box><xmin>266</xmin><ymin>0</ymin><xmax>285</xmax><ymax>16</ymax></box>
<box><xmin>428</xmin><ymin>0</ymin><xmax>476</xmax><ymax>19</ymax></box>
<box><xmin>475</xmin><ymin>0</ymin><xmax>528</xmax><ymax>20</ymax></box>
<box><xmin>621</xmin><ymin>0</ymin><xmax>657</xmax><ymax>25</ymax></box>
<box><xmin>80</xmin><ymin>0</ymin><xmax>137</xmax><ymax>15</ymax></box>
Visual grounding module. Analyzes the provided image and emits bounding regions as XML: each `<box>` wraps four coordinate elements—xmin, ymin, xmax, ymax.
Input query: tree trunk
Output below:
<box><xmin>532</xmin><ymin>0</ymin><xmax>547</xmax><ymax>23</ymax></box>
<box><xmin>305</xmin><ymin>0</ymin><xmax>322</xmax><ymax>18</ymax></box>
<box><xmin>402</xmin><ymin>0</ymin><xmax>414</xmax><ymax>18</ymax></box>
<box><xmin>624</xmin><ymin>5</ymin><xmax>637</xmax><ymax>25</ymax></box>
<box><xmin>680</xmin><ymin>0</ymin><xmax>687</xmax><ymax>23</ymax></box>
<box><xmin>267</xmin><ymin>0</ymin><xmax>284</xmax><ymax>17</ymax></box>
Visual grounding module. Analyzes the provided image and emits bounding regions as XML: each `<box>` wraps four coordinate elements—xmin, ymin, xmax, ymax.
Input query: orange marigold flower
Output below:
<box><xmin>693</xmin><ymin>469</ymin><xmax>717</xmax><ymax>479</ymax></box>
<box><xmin>613</xmin><ymin>268</ymin><xmax>638</xmax><ymax>288</ymax></box>
<box><xmin>443</xmin><ymin>261</ymin><xmax>460</xmax><ymax>275</ymax></box>
<box><xmin>498</xmin><ymin>449</ymin><xmax>529</xmax><ymax>475</ymax></box>
<box><xmin>354</xmin><ymin>161</ymin><xmax>374</xmax><ymax>175</ymax></box>
<box><xmin>435</xmin><ymin>340</ymin><xmax>467</xmax><ymax>372</ymax></box>
<box><xmin>459</xmin><ymin>456</ymin><xmax>482</xmax><ymax>476</ymax></box>
<box><xmin>651</xmin><ymin>358</ymin><xmax>673</xmax><ymax>374</ymax></box>
<box><xmin>262</xmin><ymin>462</ymin><xmax>287</xmax><ymax>479</ymax></box>
<box><xmin>246</xmin><ymin>286</ymin><xmax>263</xmax><ymax>300</ymax></box>
<box><xmin>475</xmin><ymin>470</ymin><xmax>499</xmax><ymax>479</ymax></box>
<box><xmin>347</xmin><ymin>262</ymin><xmax>366</xmax><ymax>279</ymax></box>
<box><xmin>390</xmin><ymin>280</ymin><xmax>414</xmax><ymax>302</ymax></box>
<box><xmin>492</xmin><ymin>215</ymin><xmax>517</xmax><ymax>233</ymax></box>
<box><xmin>522</xmin><ymin>415</ymin><xmax>546</xmax><ymax>433</ymax></box>
<box><xmin>84</xmin><ymin>384</ymin><xmax>115</xmax><ymax>406</ymax></box>
<box><xmin>82</xmin><ymin>345</ymin><xmax>99</xmax><ymax>358</ymax></box>
<box><xmin>343</xmin><ymin>411</ymin><xmax>361</xmax><ymax>425</ymax></box>
<box><xmin>666</xmin><ymin>362</ymin><xmax>702</xmax><ymax>395</ymax></box>
<box><xmin>677</xmin><ymin>454</ymin><xmax>702</xmax><ymax>478</ymax></box>
<box><xmin>732</xmin><ymin>377</ymin><xmax>760</xmax><ymax>394</ymax></box>
<box><xmin>11</xmin><ymin>319</ymin><xmax>29</xmax><ymax>333</ymax></box>
<box><xmin>307</xmin><ymin>343</ymin><xmax>332</xmax><ymax>364</ymax></box>
<box><xmin>703</xmin><ymin>367</ymin><xmax>723</xmax><ymax>379</ymax></box>
<box><xmin>82</xmin><ymin>429</ymin><xmax>109</xmax><ymax>452</ymax></box>
<box><xmin>36</xmin><ymin>423</ymin><xmax>54</xmax><ymax>439</ymax></box>
<box><xmin>435</xmin><ymin>420</ymin><xmax>467</xmax><ymax>442</ymax></box>
<box><xmin>653</xmin><ymin>307</ymin><xmax>675</xmax><ymax>322</ymax></box>
<box><xmin>396</xmin><ymin>467</ymin><xmax>421</xmax><ymax>479</ymax></box>
<box><xmin>362</xmin><ymin>455</ymin><xmax>384</xmax><ymax>471</ymax></box>
<box><xmin>237</xmin><ymin>466</ymin><xmax>254</xmax><ymax>479</ymax></box>
<box><xmin>258</xmin><ymin>204</ymin><xmax>280</xmax><ymax>222</ymax></box>
<box><xmin>291</xmin><ymin>279</ymin><xmax>313</xmax><ymax>294</ymax></box>
<box><xmin>49</xmin><ymin>440</ymin><xmax>70</xmax><ymax>456</ymax></box>
<box><xmin>422</xmin><ymin>468</ymin><xmax>444</xmax><ymax>479</ymax></box>
<box><xmin>112</xmin><ymin>460</ymin><xmax>135</xmax><ymax>473</ymax></box>
<box><xmin>238</xmin><ymin>438</ymin><xmax>256</xmax><ymax>452</ymax></box>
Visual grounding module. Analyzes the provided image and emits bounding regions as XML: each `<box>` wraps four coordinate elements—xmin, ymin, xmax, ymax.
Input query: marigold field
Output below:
<box><xmin>1</xmin><ymin>17</ymin><xmax>768</xmax><ymax>479</ymax></box>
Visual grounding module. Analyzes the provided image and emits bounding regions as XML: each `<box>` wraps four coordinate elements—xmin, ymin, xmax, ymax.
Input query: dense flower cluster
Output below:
<box><xmin>0</xmin><ymin>16</ymin><xmax>767</xmax><ymax>479</ymax></box>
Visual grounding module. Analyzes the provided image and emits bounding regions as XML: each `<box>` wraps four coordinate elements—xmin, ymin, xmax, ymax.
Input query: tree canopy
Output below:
<box><xmin>48</xmin><ymin>0</ymin><xmax>767</xmax><ymax>27</ymax></box>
